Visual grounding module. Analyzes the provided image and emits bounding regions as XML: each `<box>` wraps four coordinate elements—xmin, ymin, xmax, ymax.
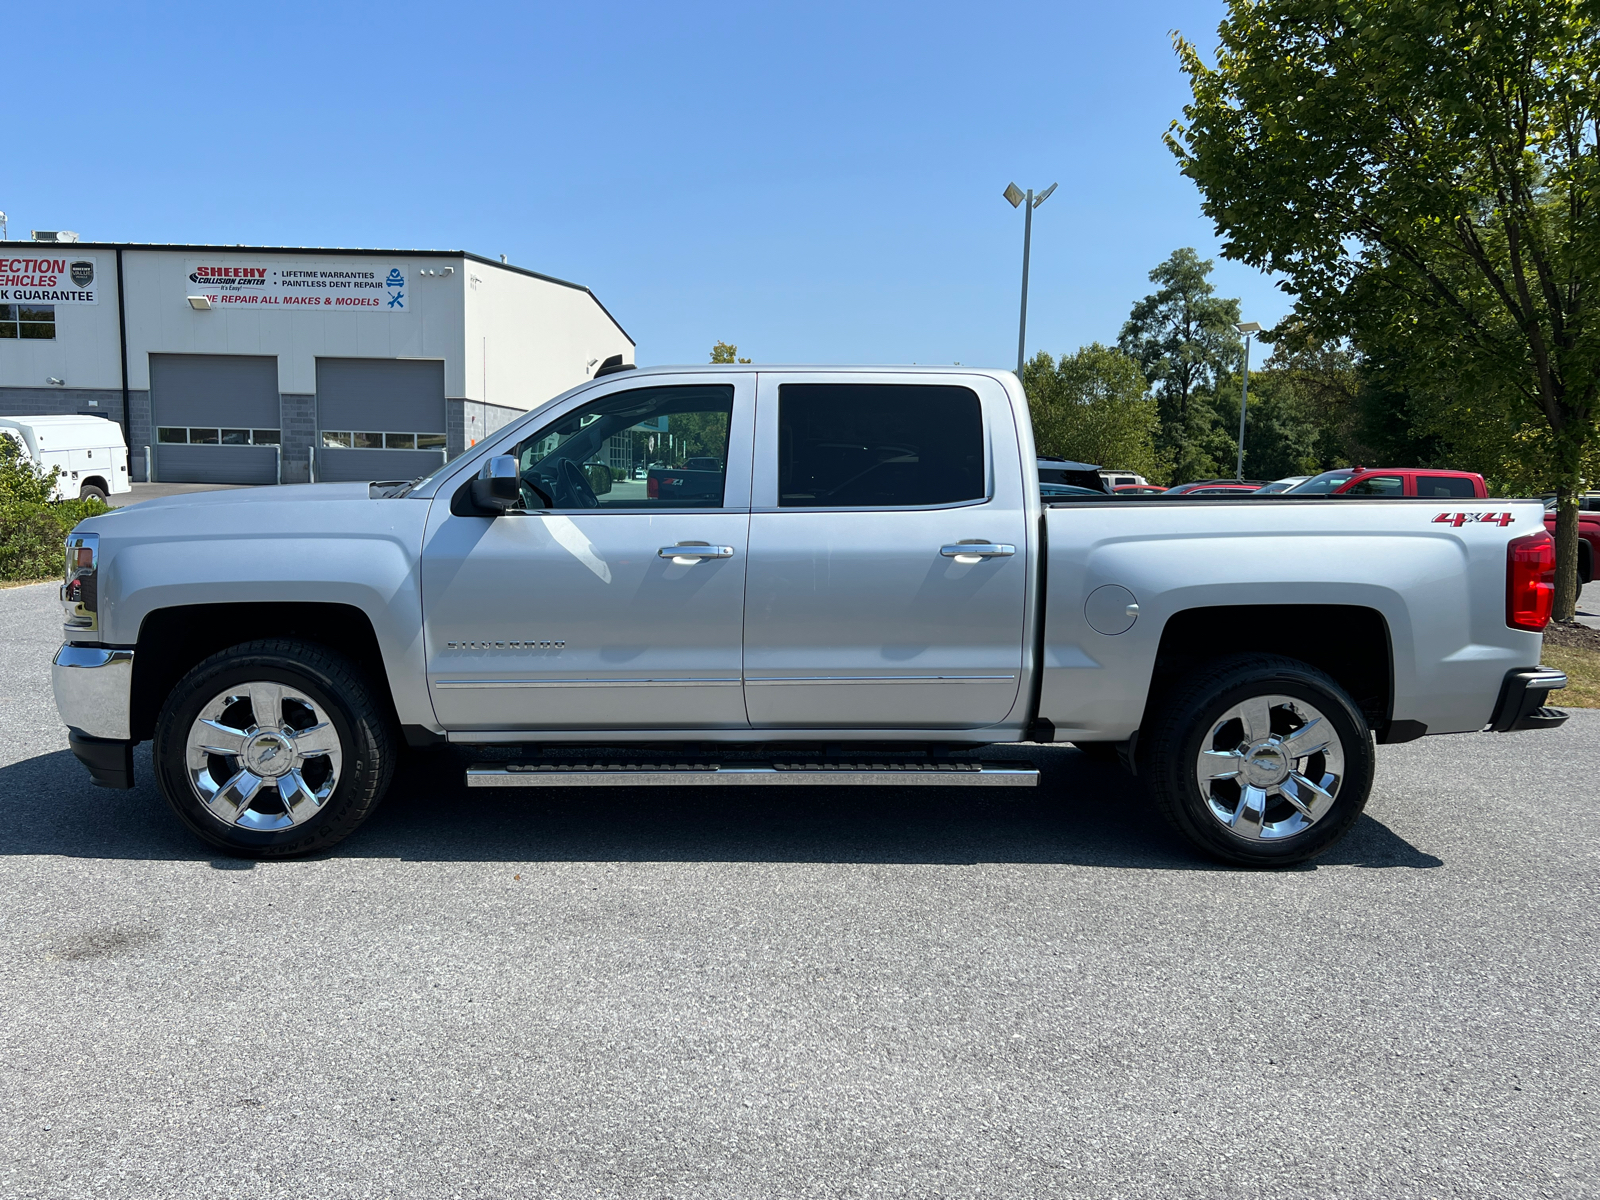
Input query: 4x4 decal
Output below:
<box><xmin>1434</xmin><ymin>511</ymin><xmax>1514</xmax><ymax>527</ymax></box>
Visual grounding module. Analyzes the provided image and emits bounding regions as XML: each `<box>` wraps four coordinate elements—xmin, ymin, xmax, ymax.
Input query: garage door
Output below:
<box><xmin>151</xmin><ymin>355</ymin><xmax>281</xmax><ymax>484</ymax></box>
<box><xmin>315</xmin><ymin>359</ymin><xmax>447</xmax><ymax>483</ymax></box>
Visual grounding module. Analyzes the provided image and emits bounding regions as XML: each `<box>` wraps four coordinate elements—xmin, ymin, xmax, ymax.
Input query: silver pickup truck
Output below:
<box><xmin>51</xmin><ymin>365</ymin><xmax>1568</xmax><ymax>866</ymax></box>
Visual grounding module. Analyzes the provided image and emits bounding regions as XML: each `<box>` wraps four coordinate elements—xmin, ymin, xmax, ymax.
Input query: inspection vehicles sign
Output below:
<box><xmin>0</xmin><ymin>255</ymin><xmax>99</xmax><ymax>304</ymax></box>
<box><xmin>184</xmin><ymin>260</ymin><xmax>409</xmax><ymax>311</ymax></box>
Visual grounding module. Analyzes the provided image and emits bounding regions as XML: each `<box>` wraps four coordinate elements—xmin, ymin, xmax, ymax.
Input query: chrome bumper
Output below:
<box><xmin>51</xmin><ymin>644</ymin><xmax>134</xmax><ymax>740</ymax></box>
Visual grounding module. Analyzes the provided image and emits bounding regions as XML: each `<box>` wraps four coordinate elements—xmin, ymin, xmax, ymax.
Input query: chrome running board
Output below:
<box><xmin>465</xmin><ymin>760</ymin><xmax>1039</xmax><ymax>788</ymax></box>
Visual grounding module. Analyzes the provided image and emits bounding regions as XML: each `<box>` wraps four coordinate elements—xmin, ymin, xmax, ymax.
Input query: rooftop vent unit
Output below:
<box><xmin>31</xmin><ymin>230</ymin><xmax>79</xmax><ymax>243</ymax></box>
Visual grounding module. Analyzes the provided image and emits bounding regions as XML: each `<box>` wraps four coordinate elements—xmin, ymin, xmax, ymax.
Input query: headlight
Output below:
<box><xmin>62</xmin><ymin>532</ymin><xmax>99</xmax><ymax>634</ymax></box>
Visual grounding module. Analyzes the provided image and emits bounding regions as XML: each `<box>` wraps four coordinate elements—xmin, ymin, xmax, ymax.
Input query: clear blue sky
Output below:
<box><xmin>11</xmin><ymin>0</ymin><xmax>1286</xmax><ymax>368</ymax></box>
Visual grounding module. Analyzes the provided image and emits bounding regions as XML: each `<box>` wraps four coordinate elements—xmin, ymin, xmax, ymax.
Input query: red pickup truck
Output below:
<box><xmin>1288</xmin><ymin>467</ymin><xmax>1487</xmax><ymax>498</ymax></box>
<box><xmin>1292</xmin><ymin>469</ymin><xmax>1598</xmax><ymax>583</ymax></box>
<box><xmin>1543</xmin><ymin>496</ymin><xmax>1600</xmax><ymax>584</ymax></box>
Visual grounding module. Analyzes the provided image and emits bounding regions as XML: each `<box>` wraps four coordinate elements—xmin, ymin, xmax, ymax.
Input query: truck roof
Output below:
<box><xmin>0</xmin><ymin>415</ymin><xmax>127</xmax><ymax>452</ymax></box>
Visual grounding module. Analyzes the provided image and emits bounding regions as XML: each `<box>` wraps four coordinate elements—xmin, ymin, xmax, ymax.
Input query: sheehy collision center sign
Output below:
<box><xmin>184</xmin><ymin>260</ymin><xmax>409</xmax><ymax>311</ymax></box>
<box><xmin>0</xmin><ymin>255</ymin><xmax>100</xmax><ymax>304</ymax></box>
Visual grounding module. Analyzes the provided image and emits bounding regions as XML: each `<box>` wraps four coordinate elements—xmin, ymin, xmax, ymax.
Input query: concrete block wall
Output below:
<box><xmin>448</xmin><ymin>398</ymin><xmax>528</xmax><ymax>460</ymax></box>
<box><xmin>0</xmin><ymin>386</ymin><xmax>124</xmax><ymax>424</ymax></box>
<box><xmin>280</xmin><ymin>393</ymin><xmax>315</xmax><ymax>484</ymax></box>
<box><xmin>128</xmin><ymin>390</ymin><xmax>152</xmax><ymax>479</ymax></box>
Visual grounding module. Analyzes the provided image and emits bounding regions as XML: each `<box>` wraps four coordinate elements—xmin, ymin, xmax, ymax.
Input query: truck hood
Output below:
<box><xmin>81</xmin><ymin>482</ymin><xmax>414</xmax><ymax>535</ymax></box>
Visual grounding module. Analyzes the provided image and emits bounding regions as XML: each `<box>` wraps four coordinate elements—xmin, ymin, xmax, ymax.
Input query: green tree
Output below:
<box><xmin>1170</xmin><ymin>0</ymin><xmax>1600</xmax><ymax>619</ymax></box>
<box><xmin>0</xmin><ymin>433</ymin><xmax>107</xmax><ymax>581</ymax></box>
<box><xmin>710</xmin><ymin>341</ymin><xmax>751</xmax><ymax>364</ymax></box>
<box><xmin>1023</xmin><ymin>344</ymin><xmax>1164</xmax><ymax>482</ymax></box>
<box><xmin>1118</xmin><ymin>248</ymin><xmax>1243</xmax><ymax>480</ymax></box>
<box><xmin>0</xmin><ymin>431</ymin><xmax>58</xmax><ymax>504</ymax></box>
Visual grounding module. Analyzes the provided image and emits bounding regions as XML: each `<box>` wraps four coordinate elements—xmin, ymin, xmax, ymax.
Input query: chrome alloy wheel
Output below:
<box><xmin>1194</xmin><ymin>694</ymin><xmax>1345</xmax><ymax>842</ymax></box>
<box><xmin>184</xmin><ymin>682</ymin><xmax>343</xmax><ymax>831</ymax></box>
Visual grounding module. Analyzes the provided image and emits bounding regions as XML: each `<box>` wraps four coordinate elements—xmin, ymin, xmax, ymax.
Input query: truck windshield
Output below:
<box><xmin>1286</xmin><ymin>470</ymin><xmax>1356</xmax><ymax>494</ymax></box>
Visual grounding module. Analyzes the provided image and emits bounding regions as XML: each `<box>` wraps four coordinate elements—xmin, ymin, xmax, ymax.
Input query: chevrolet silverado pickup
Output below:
<box><xmin>51</xmin><ymin>365</ymin><xmax>1568</xmax><ymax>866</ymax></box>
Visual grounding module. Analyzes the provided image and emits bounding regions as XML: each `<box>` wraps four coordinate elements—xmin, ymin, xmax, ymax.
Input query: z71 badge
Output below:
<box><xmin>1434</xmin><ymin>511</ymin><xmax>1514</xmax><ymax>527</ymax></box>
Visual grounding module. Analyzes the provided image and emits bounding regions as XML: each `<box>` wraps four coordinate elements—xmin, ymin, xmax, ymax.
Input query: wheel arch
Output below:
<box><xmin>80</xmin><ymin>476</ymin><xmax>110</xmax><ymax>495</ymax></box>
<box><xmin>1143</xmin><ymin>604</ymin><xmax>1393</xmax><ymax>740</ymax></box>
<box><xmin>131</xmin><ymin>602</ymin><xmax>394</xmax><ymax>742</ymax></box>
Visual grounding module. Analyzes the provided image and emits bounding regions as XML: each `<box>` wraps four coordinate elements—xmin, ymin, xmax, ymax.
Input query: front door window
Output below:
<box><xmin>505</xmin><ymin>385</ymin><xmax>735</xmax><ymax>511</ymax></box>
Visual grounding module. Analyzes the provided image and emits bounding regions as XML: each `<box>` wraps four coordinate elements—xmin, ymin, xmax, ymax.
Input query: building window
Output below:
<box><xmin>0</xmin><ymin>304</ymin><xmax>55</xmax><ymax>339</ymax></box>
<box><xmin>322</xmin><ymin>431</ymin><xmax>446</xmax><ymax>450</ymax></box>
<box><xmin>158</xmin><ymin>427</ymin><xmax>280</xmax><ymax>446</ymax></box>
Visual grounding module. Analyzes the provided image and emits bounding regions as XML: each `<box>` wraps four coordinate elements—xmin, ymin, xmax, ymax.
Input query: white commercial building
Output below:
<box><xmin>0</xmin><ymin>241</ymin><xmax>634</xmax><ymax>483</ymax></box>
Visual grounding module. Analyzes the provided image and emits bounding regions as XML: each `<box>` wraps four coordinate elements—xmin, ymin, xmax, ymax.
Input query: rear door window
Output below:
<box><xmin>1342</xmin><ymin>474</ymin><xmax>1404</xmax><ymax>496</ymax></box>
<box><xmin>777</xmin><ymin>383</ymin><xmax>985</xmax><ymax>508</ymax></box>
<box><xmin>1416</xmin><ymin>475</ymin><xmax>1478</xmax><ymax>498</ymax></box>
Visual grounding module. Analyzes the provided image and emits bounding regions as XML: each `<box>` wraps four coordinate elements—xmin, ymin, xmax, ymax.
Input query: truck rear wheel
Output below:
<box><xmin>79</xmin><ymin>482</ymin><xmax>108</xmax><ymax>502</ymax></box>
<box><xmin>152</xmin><ymin>639</ymin><xmax>396</xmax><ymax>858</ymax></box>
<box><xmin>1139</xmin><ymin>654</ymin><xmax>1374</xmax><ymax>868</ymax></box>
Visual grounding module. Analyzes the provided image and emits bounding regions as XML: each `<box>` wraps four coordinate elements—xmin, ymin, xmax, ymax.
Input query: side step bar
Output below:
<box><xmin>466</xmin><ymin>760</ymin><xmax>1040</xmax><ymax>788</ymax></box>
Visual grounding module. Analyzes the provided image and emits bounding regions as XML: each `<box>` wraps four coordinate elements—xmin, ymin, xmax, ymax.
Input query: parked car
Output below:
<box><xmin>1101</xmin><ymin>469</ymin><xmax>1150</xmax><ymax>489</ymax></box>
<box><xmin>0</xmin><ymin>414</ymin><xmax>131</xmax><ymax>502</ymax></box>
<box><xmin>52</xmin><ymin>364</ymin><xmax>1566</xmax><ymax>871</ymax></box>
<box><xmin>1542</xmin><ymin>496</ymin><xmax>1600</xmax><ymax>583</ymax></box>
<box><xmin>1255</xmin><ymin>476</ymin><xmax>1310</xmax><ymax>494</ymax></box>
<box><xmin>1037</xmin><ymin>456</ymin><xmax>1111</xmax><ymax>494</ymax></box>
<box><xmin>1165</xmin><ymin>479</ymin><xmax>1268</xmax><ymax>496</ymax></box>
<box><xmin>1285</xmin><ymin>467</ymin><xmax>1487</xmax><ymax>498</ymax></box>
<box><xmin>646</xmin><ymin>458</ymin><xmax>725</xmax><ymax>504</ymax></box>
<box><xmin>1114</xmin><ymin>484</ymin><xmax>1167</xmax><ymax>495</ymax></box>
<box><xmin>1041</xmin><ymin>482</ymin><xmax>1111</xmax><ymax>500</ymax></box>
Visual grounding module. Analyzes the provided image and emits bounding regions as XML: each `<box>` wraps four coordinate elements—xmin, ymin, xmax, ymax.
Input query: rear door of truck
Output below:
<box><xmin>741</xmin><ymin>372</ymin><xmax>1031</xmax><ymax>729</ymax></box>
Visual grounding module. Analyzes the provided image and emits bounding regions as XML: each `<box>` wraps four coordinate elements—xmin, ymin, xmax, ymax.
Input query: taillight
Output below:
<box><xmin>647</xmin><ymin>475</ymin><xmax>659</xmax><ymax>499</ymax></box>
<box><xmin>1507</xmin><ymin>529</ymin><xmax>1556</xmax><ymax>631</ymax></box>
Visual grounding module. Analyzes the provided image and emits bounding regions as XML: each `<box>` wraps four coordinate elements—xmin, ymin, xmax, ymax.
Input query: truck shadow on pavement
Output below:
<box><xmin>1</xmin><ymin>744</ymin><xmax>1443</xmax><ymax>871</ymax></box>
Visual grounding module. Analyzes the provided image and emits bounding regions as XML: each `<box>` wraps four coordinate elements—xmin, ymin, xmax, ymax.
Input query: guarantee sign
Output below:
<box><xmin>0</xmin><ymin>255</ymin><xmax>98</xmax><ymax>304</ymax></box>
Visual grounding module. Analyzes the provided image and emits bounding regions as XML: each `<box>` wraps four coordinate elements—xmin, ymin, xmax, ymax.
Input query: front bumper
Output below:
<box><xmin>52</xmin><ymin>644</ymin><xmax>133</xmax><ymax>740</ymax></box>
<box><xmin>1489</xmin><ymin>667</ymin><xmax>1570</xmax><ymax>732</ymax></box>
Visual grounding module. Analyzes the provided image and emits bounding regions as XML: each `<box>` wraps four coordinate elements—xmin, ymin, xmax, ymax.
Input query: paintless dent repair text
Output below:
<box><xmin>184</xmin><ymin>261</ymin><xmax>408</xmax><ymax>310</ymax></box>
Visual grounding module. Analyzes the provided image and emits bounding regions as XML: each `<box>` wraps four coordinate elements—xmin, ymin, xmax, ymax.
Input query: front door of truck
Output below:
<box><xmin>741</xmin><ymin>373</ymin><xmax>1031</xmax><ymax>730</ymax></box>
<box><xmin>420</xmin><ymin>375</ymin><xmax>755</xmax><ymax>733</ymax></box>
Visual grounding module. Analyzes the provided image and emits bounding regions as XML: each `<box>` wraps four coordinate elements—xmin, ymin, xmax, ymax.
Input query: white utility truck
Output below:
<box><xmin>0</xmin><ymin>414</ymin><xmax>130</xmax><ymax>501</ymax></box>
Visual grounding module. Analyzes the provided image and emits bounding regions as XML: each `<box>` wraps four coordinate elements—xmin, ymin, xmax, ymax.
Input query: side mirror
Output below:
<box><xmin>470</xmin><ymin>456</ymin><xmax>521</xmax><ymax>512</ymax></box>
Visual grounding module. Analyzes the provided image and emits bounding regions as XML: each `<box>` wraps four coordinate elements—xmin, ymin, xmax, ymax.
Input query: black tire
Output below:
<box><xmin>152</xmin><ymin>639</ymin><xmax>396</xmax><ymax>858</ymax></box>
<box><xmin>1138</xmin><ymin>654</ymin><xmax>1375</xmax><ymax>868</ymax></box>
<box><xmin>79</xmin><ymin>483</ymin><xmax>108</xmax><ymax>502</ymax></box>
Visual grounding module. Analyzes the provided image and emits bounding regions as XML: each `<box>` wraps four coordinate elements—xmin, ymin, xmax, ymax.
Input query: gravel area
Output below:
<box><xmin>1</xmin><ymin>580</ymin><xmax>1595</xmax><ymax>1198</ymax></box>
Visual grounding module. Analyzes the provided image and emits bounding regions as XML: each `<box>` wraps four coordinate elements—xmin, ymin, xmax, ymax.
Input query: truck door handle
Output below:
<box><xmin>940</xmin><ymin>543</ymin><xmax>1016</xmax><ymax>561</ymax></box>
<box><xmin>659</xmin><ymin>544</ymin><xmax>734</xmax><ymax>561</ymax></box>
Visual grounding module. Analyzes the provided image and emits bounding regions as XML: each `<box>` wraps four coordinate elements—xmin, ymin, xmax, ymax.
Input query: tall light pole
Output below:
<box><xmin>1235</xmin><ymin>321</ymin><xmax>1262</xmax><ymax>481</ymax></box>
<box><xmin>1004</xmin><ymin>181</ymin><xmax>1057</xmax><ymax>377</ymax></box>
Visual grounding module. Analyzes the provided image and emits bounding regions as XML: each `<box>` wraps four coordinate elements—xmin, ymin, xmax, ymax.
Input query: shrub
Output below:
<box><xmin>0</xmin><ymin>434</ymin><xmax>109</xmax><ymax>581</ymax></box>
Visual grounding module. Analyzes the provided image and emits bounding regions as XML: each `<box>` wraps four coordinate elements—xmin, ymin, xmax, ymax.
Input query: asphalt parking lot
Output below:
<box><xmin>2</xmin><ymin>580</ymin><xmax>1596</xmax><ymax>1199</ymax></box>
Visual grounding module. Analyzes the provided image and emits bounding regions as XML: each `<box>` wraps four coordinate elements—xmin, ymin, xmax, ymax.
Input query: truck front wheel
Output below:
<box><xmin>152</xmin><ymin>639</ymin><xmax>396</xmax><ymax>858</ymax></box>
<box><xmin>1139</xmin><ymin>654</ymin><xmax>1374</xmax><ymax>868</ymax></box>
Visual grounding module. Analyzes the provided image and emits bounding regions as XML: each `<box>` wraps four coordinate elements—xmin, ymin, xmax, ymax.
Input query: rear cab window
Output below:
<box><xmin>1416</xmin><ymin>475</ymin><xmax>1479</xmax><ymax>498</ymax></box>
